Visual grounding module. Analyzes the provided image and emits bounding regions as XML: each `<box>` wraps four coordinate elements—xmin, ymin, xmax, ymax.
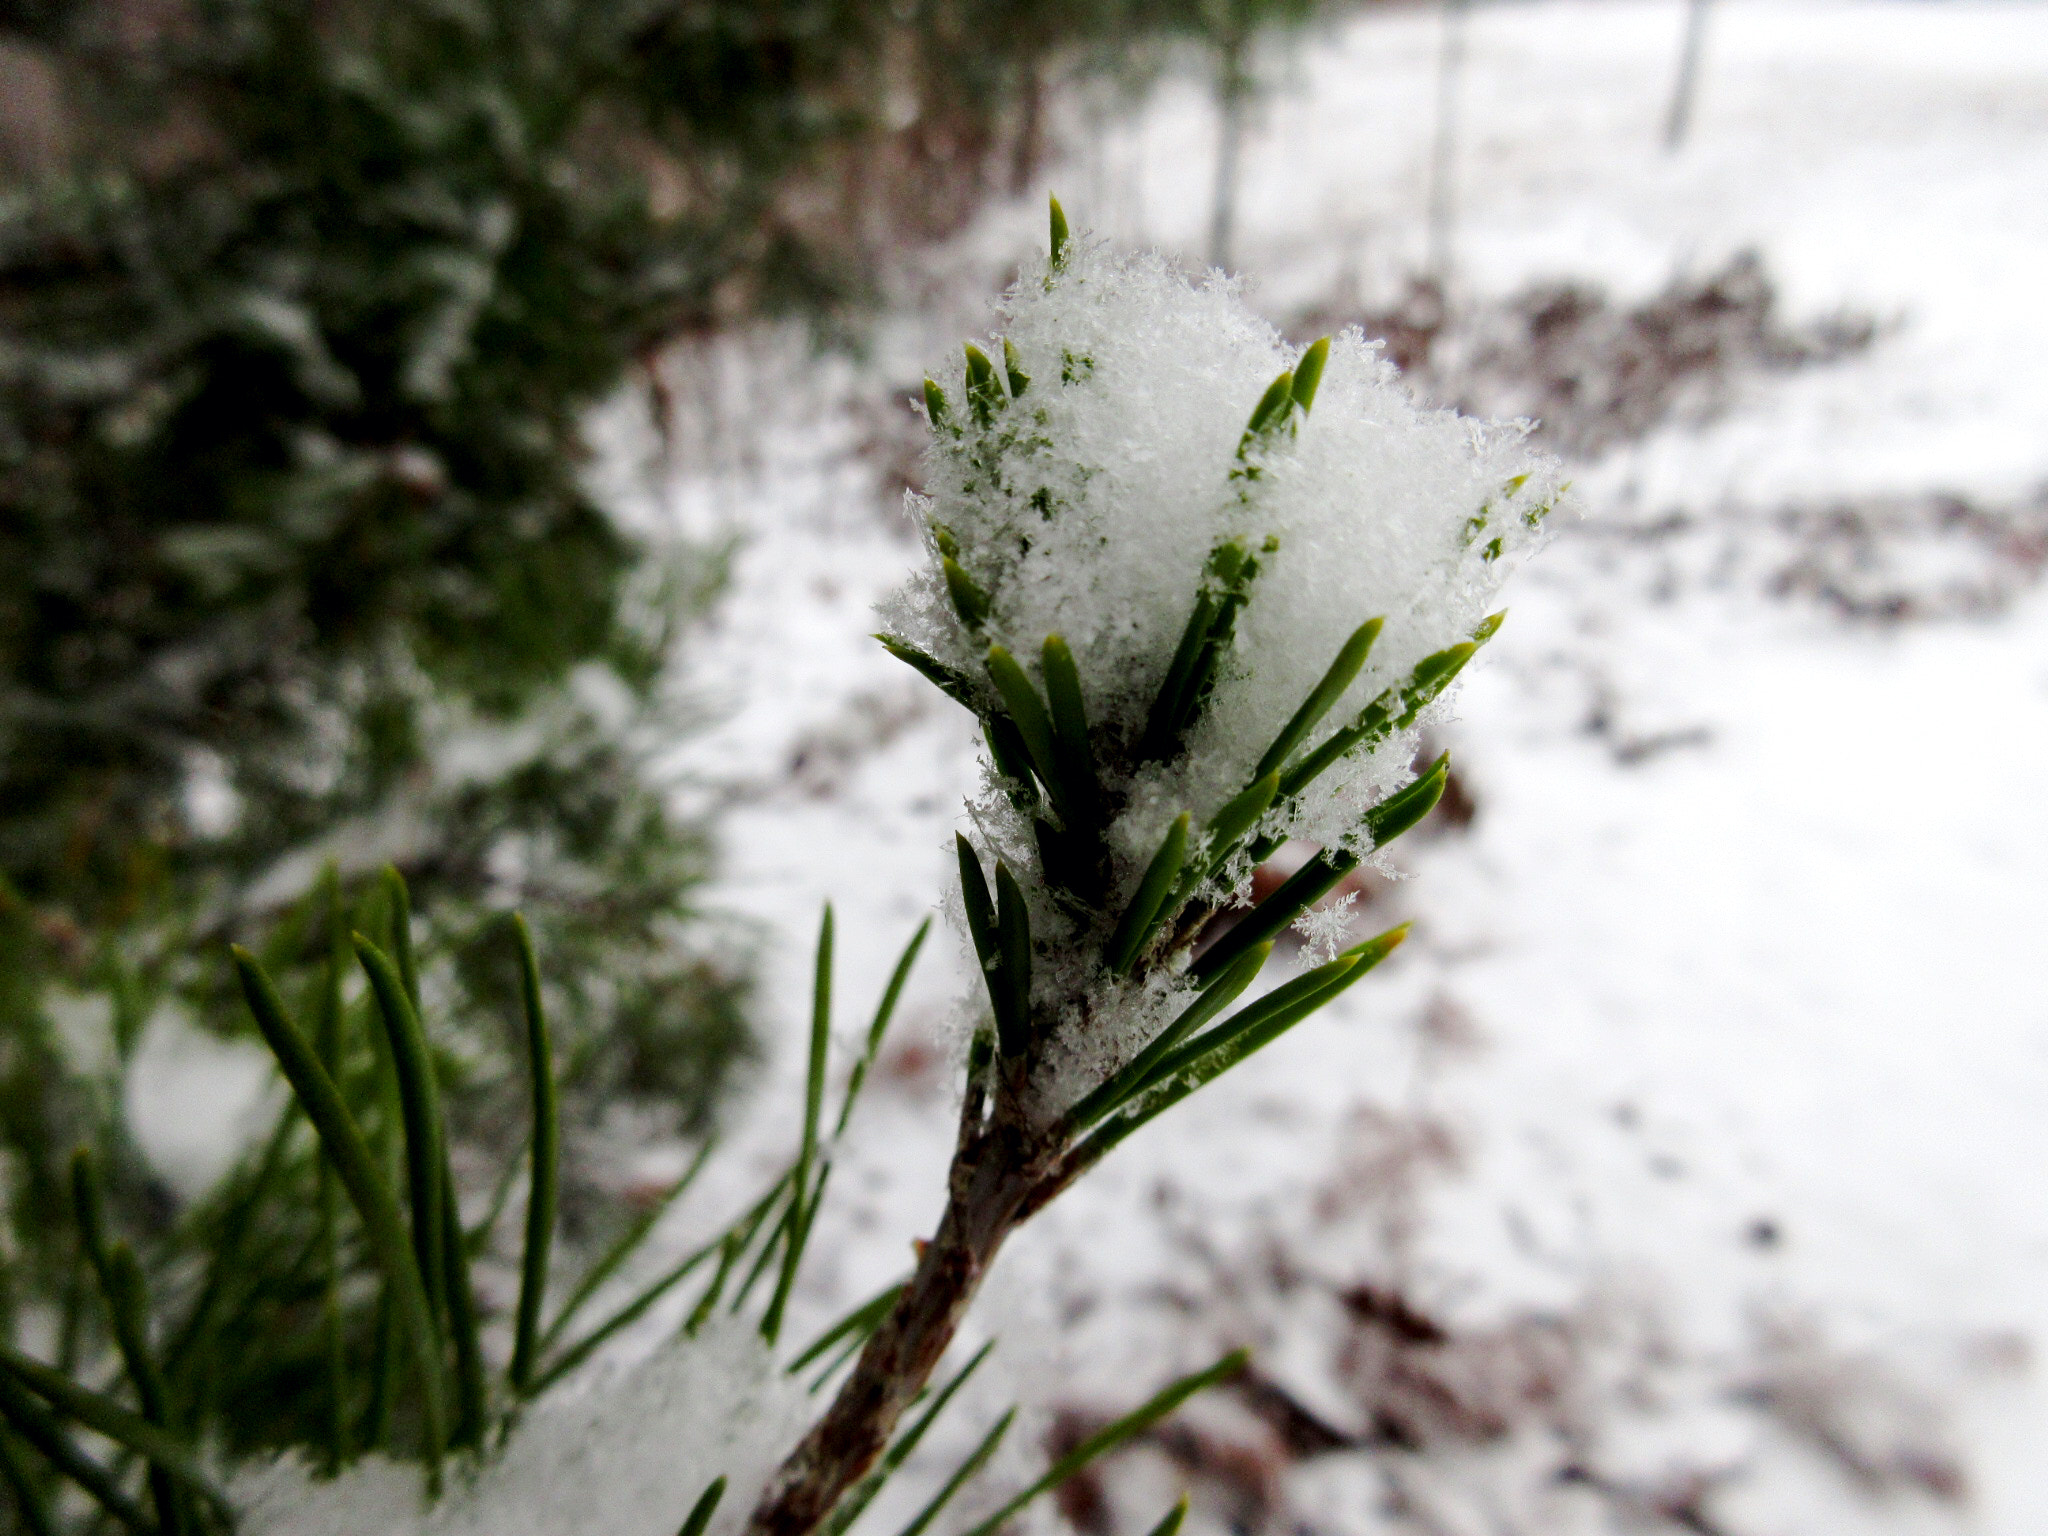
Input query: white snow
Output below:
<box><xmin>235</xmin><ymin>1319</ymin><xmax>808</xmax><ymax>1536</ymax></box>
<box><xmin>896</xmin><ymin>241</ymin><xmax>1554</xmax><ymax>864</ymax></box>
<box><xmin>122</xmin><ymin>1005</ymin><xmax>280</xmax><ymax>1204</ymax></box>
<box><xmin>885</xmin><ymin>230</ymin><xmax>1557</xmax><ymax>1111</ymax></box>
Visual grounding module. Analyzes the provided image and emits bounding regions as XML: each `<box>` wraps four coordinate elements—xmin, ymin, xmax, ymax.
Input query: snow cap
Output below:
<box><xmin>884</xmin><ymin>218</ymin><xmax>1563</xmax><ymax>888</ymax></box>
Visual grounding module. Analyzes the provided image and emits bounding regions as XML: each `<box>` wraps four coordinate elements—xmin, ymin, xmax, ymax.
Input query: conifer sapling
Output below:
<box><xmin>744</xmin><ymin>201</ymin><xmax>1560</xmax><ymax>1536</ymax></box>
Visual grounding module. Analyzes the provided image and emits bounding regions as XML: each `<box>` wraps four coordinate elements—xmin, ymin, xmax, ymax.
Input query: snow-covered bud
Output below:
<box><xmin>883</xmin><ymin>215</ymin><xmax>1562</xmax><ymax>947</ymax></box>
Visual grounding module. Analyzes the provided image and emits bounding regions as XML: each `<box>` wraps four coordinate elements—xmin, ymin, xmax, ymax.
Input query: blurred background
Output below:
<box><xmin>4</xmin><ymin>0</ymin><xmax>2045</xmax><ymax>1531</ymax></box>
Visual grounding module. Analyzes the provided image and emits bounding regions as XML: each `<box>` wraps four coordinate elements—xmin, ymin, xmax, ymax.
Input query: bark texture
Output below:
<box><xmin>745</xmin><ymin>1084</ymin><xmax>1067</xmax><ymax>1536</ymax></box>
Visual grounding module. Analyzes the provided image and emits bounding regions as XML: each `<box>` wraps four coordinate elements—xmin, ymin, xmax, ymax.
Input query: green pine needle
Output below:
<box><xmin>1041</xmin><ymin>634</ymin><xmax>1100</xmax><ymax>830</ymax></box>
<box><xmin>734</xmin><ymin>1166</ymin><xmax>815</xmax><ymax>1317</ymax></box>
<box><xmin>763</xmin><ymin>907</ymin><xmax>836</xmax><ymax>1343</ymax></box>
<box><xmin>0</xmin><ymin>1345</ymin><xmax>233</xmax><ymax>1523</ymax></box>
<box><xmin>1240</xmin><ymin>371</ymin><xmax>1296</xmax><ymax>448</ymax></box>
<box><xmin>964</xmin><ymin>344</ymin><xmax>1004</xmax><ymax>425</ymax></box>
<box><xmin>379</xmin><ymin>866</ymin><xmax>421</xmax><ymax>1011</ymax></box>
<box><xmin>1253</xmin><ymin>617</ymin><xmax>1382</xmax><ymax>781</ymax></box>
<box><xmin>440</xmin><ymin>1194</ymin><xmax>488</xmax><ymax>1448</ymax></box>
<box><xmin>894</xmin><ymin>1408</ymin><xmax>1015</xmax><ymax>1536</ymax></box>
<box><xmin>836</xmin><ymin>917</ymin><xmax>931</xmax><ymax>1138</ymax></box>
<box><xmin>531</xmin><ymin>1237</ymin><xmax>724</xmax><ymax>1395</ymax></box>
<box><xmin>354</xmin><ymin>934</ymin><xmax>451</xmax><ymax>1346</ymax></box>
<box><xmin>1080</xmin><ymin>929</ymin><xmax>1407</xmax><ymax>1167</ymax></box>
<box><xmin>822</xmin><ymin>1340</ymin><xmax>995</xmax><ymax>1536</ymax></box>
<box><xmin>1274</xmin><ymin>637</ymin><xmax>1479</xmax><ymax>803</ymax></box>
<box><xmin>762</xmin><ymin>1163</ymin><xmax>830</xmax><ymax>1347</ymax></box>
<box><xmin>316</xmin><ymin>868</ymin><xmax>352</xmax><ymax>1465</ymax></box>
<box><xmin>876</xmin><ymin>635</ymin><xmax>980</xmax><ymax>712</ymax></box>
<box><xmin>1139</xmin><ymin>589</ymin><xmax>1218</xmax><ymax>763</ymax></box>
<box><xmin>1201</xmin><ymin>771</ymin><xmax>1281</xmax><ymax>874</ymax></box>
<box><xmin>509</xmin><ymin>914</ymin><xmax>559</xmax><ymax>1397</ymax></box>
<box><xmin>0</xmin><ymin>1367</ymin><xmax>151</xmax><ymax>1534</ymax></box>
<box><xmin>1290</xmin><ymin>337</ymin><xmax>1330</xmax><ymax>412</ymax></box>
<box><xmin>1144</xmin><ymin>952</ymin><xmax>1367</xmax><ymax>1089</ymax></box>
<box><xmin>692</xmin><ymin>1172</ymin><xmax>795</xmax><ymax>1331</ymax></box>
<box><xmin>232</xmin><ymin>946</ymin><xmax>449</xmax><ymax>1481</ymax></box>
<box><xmin>0</xmin><ymin>1427</ymin><xmax>58</xmax><ymax>1536</ymax></box>
<box><xmin>1142</xmin><ymin>540</ymin><xmax>1266</xmax><ymax>760</ymax></box>
<box><xmin>537</xmin><ymin>1139</ymin><xmax>714</xmax><ymax>1362</ymax></box>
<box><xmin>1002</xmin><ymin>338</ymin><xmax>1030</xmax><ymax>397</ymax></box>
<box><xmin>787</xmin><ymin>1282</ymin><xmax>905</xmax><ymax>1377</ymax></box>
<box><xmin>362</xmin><ymin>1289</ymin><xmax>399</xmax><ymax>1453</ymax></box>
<box><xmin>161</xmin><ymin>1103</ymin><xmax>296</xmax><ymax>1392</ymax></box>
<box><xmin>958</xmin><ymin>835</ymin><xmax>1000</xmax><ymax>979</ymax></box>
<box><xmin>1362</xmin><ymin>753</ymin><xmax>1450</xmax><ymax>848</ymax></box>
<box><xmin>983</xmin><ymin>716</ymin><xmax>1039</xmax><ymax>798</ymax></box>
<box><xmin>800</xmin><ymin>907</ymin><xmax>834</xmax><ymax>1202</ymax></box>
<box><xmin>1066</xmin><ymin>941</ymin><xmax>1271</xmax><ymax>1133</ymax></box>
<box><xmin>985</xmin><ymin>646</ymin><xmax>1061</xmax><ymax>812</ymax></box>
<box><xmin>69</xmin><ymin>1149</ymin><xmax>185</xmax><ymax>1533</ymax></box>
<box><xmin>1143</xmin><ymin>1496</ymin><xmax>1191</xmax><ymax>1536</ymax></box>
<box><xmin>943</xmin><ymin>558</ymin><xmax>993</xmax><ymax>631</ymax></box>
<box><xmin>993</xmin><ymin>863</ymin><xmax>1034</xmax><ymax>1058</ymax></box>
<box><xmin>1104</xmin><ymin>813</ymin><xmax>1191</xmax><ymax>975</ymax></box>
<box><xmin>1161</xmin><ymin>772</ymin><xmax>1282</xmax><ymax>927</ymax></box>
<box><xmin>957</xmin><ymin>1352</ymin><xmax>1248</xmax><ymax>1536</ymax></box>
<box><xmin>677</xmin><ymin>1475</ymin><xmax>726</xmax><ymax>1536</ymax></box>
<box><xmin>1190</xmin><ymin>850</ymin><xmax>1357</xmax><ymax>985</ymax></box>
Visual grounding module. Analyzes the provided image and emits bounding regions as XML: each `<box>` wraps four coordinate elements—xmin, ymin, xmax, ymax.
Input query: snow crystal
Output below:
<box><xmin>1292</xmin><ymin>890</ymin><xmax>1361</xmax><ymax>965</ymax></box>
<box><xmin>234</xmin><ymin>1318</ymin><xmax>808</xmax><ymax>1536</ymax></box>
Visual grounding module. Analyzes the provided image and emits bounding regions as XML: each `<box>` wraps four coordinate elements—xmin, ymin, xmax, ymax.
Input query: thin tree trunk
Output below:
<box><xmin>1664</xmin><ymin>0</ymin><xmax>1713</xmax><ymax>152</ymax></box>
<box><xmin>1208</xmin><ymin>28</ymin><xmax>1251</xmax><ymax>271</ymax></box>
<box><xmin>1425</xmin><ymin>0</ymin><xmax>1470</xmax><ymax>283</ymax></box>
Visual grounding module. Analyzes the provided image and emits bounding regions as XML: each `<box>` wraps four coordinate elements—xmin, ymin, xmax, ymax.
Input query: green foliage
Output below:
<box><xmin>676</xmin><ymin>1477</ymin><xmax>727</xmax><ymax>1536</ymax></box>
<box><xmin>0</xmin><ymin>0</ymin><xmax>1340</xmax><ymax>931</ymax></box>
<box><xmin>0</xmin><ymin>873</ymin><xmax>789</xmax><ymax>1517</ymax></box>
<box><xmin>956</xmin><ymin>1352</ymin><xmax>1245</xmax><ymax>1536</ymax></box>
<box><xmin>0</xmin><ymin>875</ymin><xmax>1227</xmax><ymax>1534</ymax></box>
<box><xmin>0</xmin><ymin>0</ymin><xmax>771</xmax><ymax>1163</ymax></box>
<box><xmin>0</xmin><ymin>0</ymin><xmax>1355</xmax><ymax>1399</ymax></box>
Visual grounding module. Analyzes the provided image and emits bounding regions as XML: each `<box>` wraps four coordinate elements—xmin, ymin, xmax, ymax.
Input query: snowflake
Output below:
<box><xmin>1293</xmin><ymin>890</ymin><xmax>1360</xmax><ymax>964</ymax></box>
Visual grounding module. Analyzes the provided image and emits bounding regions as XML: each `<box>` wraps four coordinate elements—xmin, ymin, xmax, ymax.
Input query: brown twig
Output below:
<box><xmin>745</xmin><ymin>1062</ymin><xmax>1079</xmax><ymax>1536</ymax></box>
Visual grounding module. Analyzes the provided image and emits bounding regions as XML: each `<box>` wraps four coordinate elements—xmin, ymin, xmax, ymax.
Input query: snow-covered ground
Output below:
<box><xmin>602</xmin><ymin>3</ymin><xmax>2048</xmax><ymax>1532</ymax></box>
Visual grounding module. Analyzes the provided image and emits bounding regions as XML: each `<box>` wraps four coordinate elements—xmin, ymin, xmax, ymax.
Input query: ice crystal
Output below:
<box><xmin>1293</xmin><ymin>889</ymin><xmax>1361</xmax><ymax>965</ymax></box>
